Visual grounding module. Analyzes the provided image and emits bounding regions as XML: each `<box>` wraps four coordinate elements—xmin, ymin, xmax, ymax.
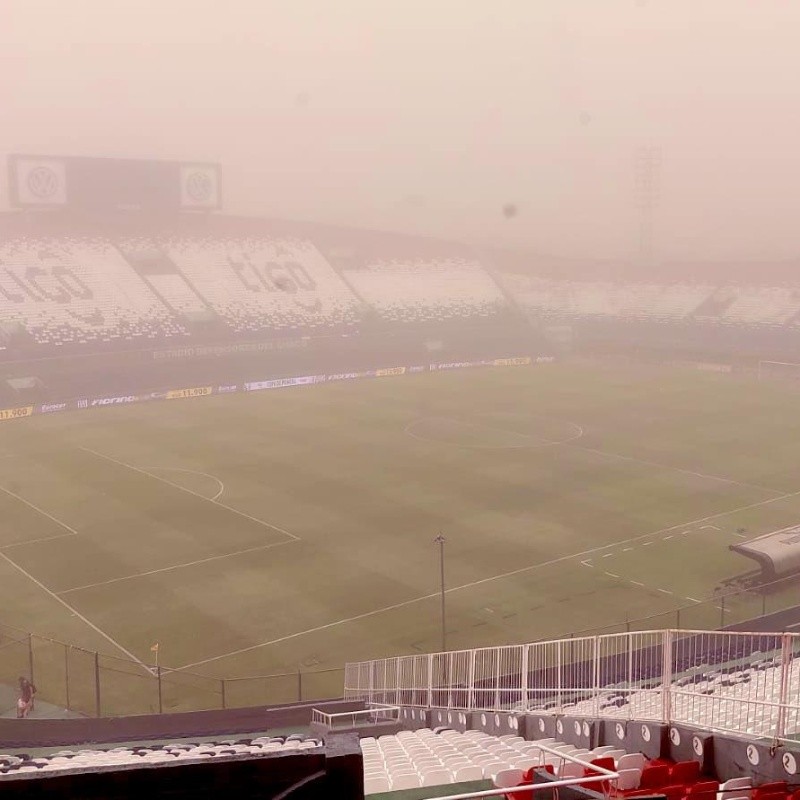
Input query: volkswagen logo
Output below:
<box><xmin>27</xmin><ymin>166</ymin><xmax>59</xmax><ymax>199</ymax></box>
<box><xmin>185</xmin><ymin>170</ymin><xmax>212</xmax><ymax>202</ymax></box>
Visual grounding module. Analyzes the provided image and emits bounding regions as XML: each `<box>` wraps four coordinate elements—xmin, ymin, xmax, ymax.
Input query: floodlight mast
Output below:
<box><xmin>435</xmin><ymin>533</ymin><xmax>447</xmax><ymax>652</ymax></box>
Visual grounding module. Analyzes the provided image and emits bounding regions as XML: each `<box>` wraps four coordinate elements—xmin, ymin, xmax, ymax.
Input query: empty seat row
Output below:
<box><xmin>0</xmin><ymin>735</ymin><xmax>321</xmax><ymax>779</ymax></box>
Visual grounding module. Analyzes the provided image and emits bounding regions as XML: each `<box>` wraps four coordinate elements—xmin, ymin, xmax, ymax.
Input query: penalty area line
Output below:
<box><xmin>80</xmin><ymin>447</ymin><xmax>299</xmax><ymax>542</ymax></box>
<box><xmin>0</xmin><ymin>484</ymin><xmax>80</xmax><ymax>549</ymax></box>
<box><xmin>58</xmin><ymin>539</ymin><xmax>295</xmax><ymax>595</ymax></box>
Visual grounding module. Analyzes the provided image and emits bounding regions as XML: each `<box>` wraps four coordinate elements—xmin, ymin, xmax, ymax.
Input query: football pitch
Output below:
<box><xmin>3</xmin><ymin>359</ymin><xmax>800</xmax><ymax>714</ymax></box>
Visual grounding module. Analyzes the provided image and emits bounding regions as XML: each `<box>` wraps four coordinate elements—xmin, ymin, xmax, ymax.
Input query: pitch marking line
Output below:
<box><xmin>0</xmin><ymin>549</ymin><xmax>149</xmax><ymax>672</ymax></box>
<box><xmin>176</xmin><ymin>486</ymin><xmax>800</xmax><ymax>671</ymax></box>
<box><xmin>58</xmin><ymin>540</ymin><xmax>295</xmax><ymax>595</ymax></box>
<box><xmin>0</xmin><ymin>484</ymin><xmax>149</xmax><ymax>671</ymax></box>
<box><xmin>81</xmin><ymin>447</ymin><xmax>299</xmax><ymax>542</ymax></box>
<box><xmin>564</xmin><ymin>442</ymin><xmax>783</xmax><ymax>496</ymax></box>
<box><xmin>0</xmin><ymin>484</ymin><xmax>79</xmax><ymax>550</ymax></box>
<box><xmin>147</xmin><ymin>467</ymin><xmax>225</xmax><ymax>501</ymax></box>
<box><xmin>2</xmin><ymin>532</ymin><xmax>77</xmax><ymax>549</ymax></box>
<box><xmin>406</xmin><ymin>413</ymin><xmax>783</xmax><ymax>495</ymax></box>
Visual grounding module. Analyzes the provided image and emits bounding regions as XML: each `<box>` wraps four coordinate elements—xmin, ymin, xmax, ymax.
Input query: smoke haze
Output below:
<box><xmin>3</xmin><ymin>0</ymin><xmax>800</xmax><ymax>261</ymax></box>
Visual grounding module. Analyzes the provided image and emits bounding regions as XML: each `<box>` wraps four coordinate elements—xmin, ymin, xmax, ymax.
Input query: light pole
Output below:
<box><xmin>434</xmin><ymin>533</ymin><xmax>446</xmax><ymax>652</ymax></box>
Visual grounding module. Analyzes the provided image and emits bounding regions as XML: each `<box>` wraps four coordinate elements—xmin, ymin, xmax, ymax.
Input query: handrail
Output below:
<box><xmin>532</xmin><ymin>741</ymin><xmax>619</xmax><ymax>772</ymax></box>
<box><xmin>423</xmin><ymin>773</ymin><xmax>615</xmax><ymax>800</ymax></box>
<box><xmin>422</xmin><ymin>741</ymin><xmax>619</xmax><ymax>800</ymax></box>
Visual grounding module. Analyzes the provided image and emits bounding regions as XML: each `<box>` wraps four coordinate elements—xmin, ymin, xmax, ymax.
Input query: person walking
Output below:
<box><xmin>16</xmin><ymin>676</ymin><xmax>36</xmax><ymax>719</ymax></box>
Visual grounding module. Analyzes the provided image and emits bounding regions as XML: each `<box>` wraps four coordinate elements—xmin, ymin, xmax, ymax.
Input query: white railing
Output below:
<box><xmin>345</xmin><ymin>629</ymin><xmax>800</xmax><ymax>743</ymax></box>
<box><xmin>312</xmin><ymin>703</ymin><xmax>401</xmax><ymax>730</ymax></box>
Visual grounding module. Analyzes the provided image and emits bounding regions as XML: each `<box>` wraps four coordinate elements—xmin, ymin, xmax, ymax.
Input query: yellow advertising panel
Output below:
<box><xmin>0</xmin><ymin>406</ymin><xmax>34</xmax><ymax>421</ymax></box>
<box><xmin>166</xmin><ymin>386</ymin><xmax>213</xmax><ymax>400</ymax></box>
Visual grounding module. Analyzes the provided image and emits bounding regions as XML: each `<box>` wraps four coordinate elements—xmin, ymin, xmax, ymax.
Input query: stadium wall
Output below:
<box><xmin>0</xmin><ymin>698</ymin><xmax>364</xmax><ymax>749</ymax></box>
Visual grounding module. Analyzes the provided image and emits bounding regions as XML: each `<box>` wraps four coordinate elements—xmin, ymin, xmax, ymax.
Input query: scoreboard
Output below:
<box><xmin>8</xmin><ymin>154</ymin><xmax>221</xmax><ymax>212</ymax></box>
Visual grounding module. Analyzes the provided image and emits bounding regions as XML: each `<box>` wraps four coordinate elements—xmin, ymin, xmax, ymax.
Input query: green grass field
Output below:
<box><xmin>2</xmin><ymin>359</ymin><xmax>800</xmax><ymax>714</ymax></box>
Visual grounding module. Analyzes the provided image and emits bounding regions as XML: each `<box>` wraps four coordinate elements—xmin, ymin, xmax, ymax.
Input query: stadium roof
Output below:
<box><xmin>730</xmin><ymin>524</ymin><xmax>800</xmax><ymax>578</ymax></box>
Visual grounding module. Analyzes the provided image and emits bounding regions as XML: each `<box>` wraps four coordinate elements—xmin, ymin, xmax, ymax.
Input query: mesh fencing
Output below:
<box><xmin>0</xmin><ymin>619</ymin><xmax>349</xmax><ymax>716</ymax></box>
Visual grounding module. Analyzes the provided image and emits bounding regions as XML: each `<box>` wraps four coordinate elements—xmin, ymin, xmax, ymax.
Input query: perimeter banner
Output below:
<box><xmin>429</xmin><ymin>360</ymin><xmax>489</xmax><ymax>371</ymax></box>
<box><xmin>0</xmin><ymin>354</ymin><xmax>539</xmax><ymax>420</ymax></box>
<box><xmin>244</xmin><ymin>375</ymin><xmax>326</xmax><ymax>392</ymax></box>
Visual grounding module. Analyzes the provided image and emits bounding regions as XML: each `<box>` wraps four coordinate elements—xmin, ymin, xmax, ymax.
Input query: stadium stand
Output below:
<box><xmin>497</xmin><ymin>272</ymin><xmax>800</xmax><ymax>332</ymax></box>
<box><xmin>8</xmin><ymin>210</ymin><xmax>800</xmax><ymax>373</ymax></box>
<box><xmin>0</xmin><ymin>236</ymin><xmax>187</xmax><ymax>350</ymax></box>
<box><xmin>156</xmin><ymin>233</ymin><xmax>364</xmax><ymax>335</ymax></box>
<box><xmin>0</xmin><ymin>215</ymin><xmax>517</xmax><ymax>365</ymax></box>
<box><xmin>0</xmin><ymin>734</ymin><xmax>322</xmax><ymax>776</ymax></box>
<box><xmin>341</xmin><ymin>256</ymin><xmax>507</xmax><ymax>327</ymax></box>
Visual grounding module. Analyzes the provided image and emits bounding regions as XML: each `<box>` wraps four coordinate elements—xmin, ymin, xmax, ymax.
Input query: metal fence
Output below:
<box><xmin>345</xmin><ymin>629</ymin><xmax>800</xmax><ymax>744</ymax></box>
<box><xmin>0</xmin><ymin>621</ymin><xmax>344</xmax><ymax>717</ymax></box>
<box><xmin>2</xmin><ymin>567</ymin><xmax>797</xmax><ymax>718</ymax></box>
<box><xmin>311</xmin><ymin>704</ymin><xmax>401</xmax><ymax>730</ymax></box>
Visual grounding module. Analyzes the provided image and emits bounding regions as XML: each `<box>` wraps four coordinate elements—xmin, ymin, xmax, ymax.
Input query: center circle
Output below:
<box><xmin>404</xmin><ymin>412</ymin><xmax>583</xmax><ymax>449</ymax></box>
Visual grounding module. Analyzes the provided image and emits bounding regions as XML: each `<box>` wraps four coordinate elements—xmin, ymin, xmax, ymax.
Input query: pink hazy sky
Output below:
<box><xmin>3</xmin><ymin>0</ymin><xmax>800</xmax><ymax>261</ymax></box>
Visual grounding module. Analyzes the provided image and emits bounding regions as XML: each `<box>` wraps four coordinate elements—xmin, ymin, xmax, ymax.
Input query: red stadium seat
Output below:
<box><xmin>584</xmin><ymin>757</ymin><xmax>617</xmax><ymax>793</ymax></box>
<box><xmin>687</xmin><ymin>781</ymin><xmax>719</xmax><ymax>795</ymax></box>
<box><xmin>670</xmin><ymin>761</ymin><xmax>701</xmax><ymax>784</ymax></box>
<box><xmin>755</xmin><ymin>784</ymin><xmax>788</xmax><ymax>798</ymax></box>
<box><xmin>639</xmin><ymin>765</ymin><xmax>671</xmax><ymax>791</ymax></box>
